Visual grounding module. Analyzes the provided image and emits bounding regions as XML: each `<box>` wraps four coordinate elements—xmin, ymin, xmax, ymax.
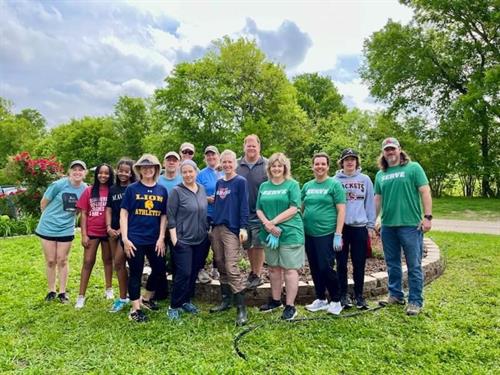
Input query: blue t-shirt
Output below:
<box><xmin>213</xmin><ymin>175</ymin><xmax>249</xmax><ymax>235</ymax></box>
<box><xmin>36</xmin><ymin>178</ymin><xmax>87</xmax><ymax>237</ymax></box>
<box><xmin>197</xmin><ymin>166</ymin><xmax>224</xmax><ymax>219</ymax></box>
<box><xmin>120</xmin><ymin>181</ymin><xmax>168</xmax><ymax>245</ymax></box>
<box><xmin>158</xmin><ymin>174</ymin><xmax>182</xmax><ymax>194</ymax></box>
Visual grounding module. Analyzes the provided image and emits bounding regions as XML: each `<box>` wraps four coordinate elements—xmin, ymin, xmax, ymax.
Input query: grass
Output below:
<box><xmin>1</xmin><ymin>232</ymin><xmax>499</xmax><ymax>374</ymax></box>
<box><xmin>433</xmin><ymin>196</ymin><xmax>500</xmax><ymax>221</ymax></box>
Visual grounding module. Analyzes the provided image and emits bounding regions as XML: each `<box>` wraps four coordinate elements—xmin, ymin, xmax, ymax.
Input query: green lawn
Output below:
<box><xmin>433</xmin><ymin>196</ymin><xmax>500</xmax><ymax>220</ymax></box>
<box><xmin>0</xmin><ymin>232</ymin><xmax>499</xmax><ymax>374</ymax></box>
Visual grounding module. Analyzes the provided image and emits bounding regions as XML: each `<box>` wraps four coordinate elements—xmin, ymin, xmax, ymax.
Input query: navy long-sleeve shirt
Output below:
<box><xmin>213</xmin><ymin>175</ymin><xmax>249</xmax><ymax>235</ymax></box>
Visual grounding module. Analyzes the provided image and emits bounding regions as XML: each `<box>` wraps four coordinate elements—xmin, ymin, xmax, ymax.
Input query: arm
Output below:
<box><xmin>155</xmin><ymin>214</ymin><xmax>167</xmax><ymax>255</ymax></box>
<box><xmin>374</xmin><ymin>194</ymin><xmax>382</xmax><ymax>232</ymax></box>
<box><xmin>40</xmin><ymin>197</ymin><xmax>50</xmax><ymax>212</ymax></box>
<box><xmin>105</xmin><ymin>207</ymin><xmax>118</xmax><ymax>238</ymax></box>
<box><xmin>335</xmin><ymin>203</ymin><xmax>345</xmax><ymax>234</ymax></box>
<box><xmin>120</xmin><ymin>208</ymin><xmax>136</xmax><ymax>257</ymax></box>
<box><xmin>80</xmin><ymin>210</ymin><xmax>89</xmax><ymax>248</ymax></box>
<box><xmin>419</xmin><ymin>185</ymin><xmax>432</xmax><ymax>232</ymax></box>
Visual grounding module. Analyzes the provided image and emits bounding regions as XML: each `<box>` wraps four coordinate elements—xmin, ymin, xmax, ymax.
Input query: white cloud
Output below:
<box><xmin>336</xmin><ymin>78</ymin><xmax>384</xmax><ymax>111</ymax></box>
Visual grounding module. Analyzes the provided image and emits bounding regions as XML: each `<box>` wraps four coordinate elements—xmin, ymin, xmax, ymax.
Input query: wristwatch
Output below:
<box><xmin>424</xmin><ymin>214</ymin><xmax>433</xmax><ymax>221</ymax></box>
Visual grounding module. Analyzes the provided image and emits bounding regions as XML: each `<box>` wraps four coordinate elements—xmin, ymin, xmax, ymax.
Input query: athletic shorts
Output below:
<box><xmin>35</xmin><ymin>232</ymin><xmax>74</xmax><ymax>242</ymax></box>
<box><xmin>88</xmin><ymin>235</ymin><xmax>108</xmax><ymax>242</ymax></box>
<box><xmin>265</xmin><ymin>243</ymin><xmax>305</xmax><ymax>270</ymax></box>
<box><xmin>242</xmin><ymin>221</ymin><xmax>263</xmax><ymax>250</ymax></box>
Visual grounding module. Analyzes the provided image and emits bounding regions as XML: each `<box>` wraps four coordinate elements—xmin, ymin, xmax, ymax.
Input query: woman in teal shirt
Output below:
<box><xmin>35</xmin><ymin>160</ymin><xmax>88</xmax><ymax>304</ymax></box>
<box><xmin>256</xmin><ymin>152</ymin><xmax>304</xmax><ymax>321</ymax></box>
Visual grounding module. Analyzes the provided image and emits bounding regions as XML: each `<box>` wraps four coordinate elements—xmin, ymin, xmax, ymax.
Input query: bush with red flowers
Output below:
<box><xmin>4</xmin><ymin>152</ymin><xmax>63</xmax><ymax>216</ymax></box>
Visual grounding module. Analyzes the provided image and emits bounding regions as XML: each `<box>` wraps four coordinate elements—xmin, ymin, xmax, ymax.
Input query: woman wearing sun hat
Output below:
<box><xmin>35</xmin><ymin>160</ymin><xmax>88</xmax><ymax>304</ymax></box>
<box><xmin>120</xmin><ymin>154</ymin><xmax>168</xmax><ymax>323</ymax></box>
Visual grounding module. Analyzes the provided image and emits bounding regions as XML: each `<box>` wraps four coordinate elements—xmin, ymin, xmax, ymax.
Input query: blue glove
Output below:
<box><xmin>333</xmin><ymin>233</ymin><xmax>343</xmax><ymax>252</ymax></box>
<box><xmin>266</xmin><ymin>233</ymin><xmax>280</xmax><ymax>250</ymax></box>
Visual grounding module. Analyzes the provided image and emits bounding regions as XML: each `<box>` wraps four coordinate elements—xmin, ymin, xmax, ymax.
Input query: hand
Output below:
<box><xmin>368</xmin><ymin>228</ymin><xmax>377</xmax><ymax>239</ymax></box>
<box><xmin>239</xmin><ymin>229</ymin><xmax>248</xmax><ymax>243</ymax></box>
<box><xmin>207</xmin><ymin>196</ymin><xmax>215</xmax><ymax>204</ymax></box>
<box><xmin>81</xmin><ymin>235</ymin><xmax>89</xmax><ymax>249</ymax></box>
<box><xmin>155</xmin><ymin>238</ymin><xmax>165</xmax><ymax>256</ymax></box>
<box><xmin>333</xmin><ymin>233</ymin><xmax>343</xmax><ymax>252</ymax></box>
<box><xmin>375</xmin><ymin>218</ymin><xmax>381</xmax><ymax>234</ymax></box>
<box><xmin>420</xmin><ymin>218</ymin><xmax>432</xmax><ymax>233</ymax></box>
<box><xmin>123</xmin><ymin>239</ymin><xmax>136</xmax><ymax>258</ymax></box>
<box><xmin>107</xmin><ymin>227</ymin><xmax>119</xmax><ymax>239</ymax></box>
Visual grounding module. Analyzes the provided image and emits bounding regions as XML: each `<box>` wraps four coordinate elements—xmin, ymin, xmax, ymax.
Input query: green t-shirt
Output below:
<box><xmin>374</xmin><ymin>162</ymin><xmax>429</xmax><ymax>226</ymax></box>
<box><xmin>301</xmin><ymin>177</ymin><xmax>346</xmax><ymax>236</ymax></box>
<box><xmin>256</xmin><ymin>179</ymin><xmax>304</xmax><ymax>245</ymax></box>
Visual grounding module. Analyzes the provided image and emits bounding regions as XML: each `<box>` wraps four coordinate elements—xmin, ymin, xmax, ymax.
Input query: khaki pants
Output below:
<box><xmin>211</xmin><ymin>225</ymin><xmax>245</xmax><ymax>294</ymax></box>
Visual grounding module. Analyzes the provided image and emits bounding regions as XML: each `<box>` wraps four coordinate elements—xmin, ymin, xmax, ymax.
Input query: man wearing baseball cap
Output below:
<box><xmin>179</xmin><ymin>142</ymin><xmax>195</xmax><ymax>161</ymax></box>
<box><xmin>374</xmin><ymin>137</ymin><xmax>433</xmax><ymax>316</ymax></box>
<box><xmin>158</xmin><ymin>151</ymin><xmax>182</xmax><ymax>194</ymax></box>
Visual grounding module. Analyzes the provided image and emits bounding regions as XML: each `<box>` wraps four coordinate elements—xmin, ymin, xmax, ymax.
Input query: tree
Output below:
<box><xmin>154</xmin><ymin>37</ymin><xmax>311</xmax><ymax>176</ymax></box>
<box><xmin>292</xmin><ymin>73</ymin><xmax>347</xmax><ymax>122</ymax></box>
<box><xmin>361</xmin><ymin>0</ymin><xmax>499</xmax><ymax>196</ymax></box>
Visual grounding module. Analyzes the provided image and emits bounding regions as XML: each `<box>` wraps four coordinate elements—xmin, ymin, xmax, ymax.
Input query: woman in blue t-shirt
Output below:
<box><xmin>105</xmin><ymin>158</ymin><xmax>136</xmax><ymax>313</ymax></box>
<box><xmin>35</xmin><ymin>160</ymin><xmax>87</xmax><ymax>304</ymax></box>
<box><xmin>120</xmin><ymin>154</ymin><xmax>168</xmax><ymax>323</ymax></box>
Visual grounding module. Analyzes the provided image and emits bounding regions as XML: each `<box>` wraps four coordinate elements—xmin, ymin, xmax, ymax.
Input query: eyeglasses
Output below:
<box><xmin>182</xmin><ymin>150</ymin><xmax>194</xmax><ymax>155</ymax></box>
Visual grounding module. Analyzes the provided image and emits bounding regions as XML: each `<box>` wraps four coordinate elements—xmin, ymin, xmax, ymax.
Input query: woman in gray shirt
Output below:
<box><xmin>167</xmin><ymin>160</ymin><xmax>209</xmax><ymax>320</ymax></box>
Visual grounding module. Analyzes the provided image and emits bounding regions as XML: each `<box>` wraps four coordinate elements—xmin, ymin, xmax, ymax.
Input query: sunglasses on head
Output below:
<box><xmin>182</xmin><ymin>150</ymin><xmax>194</xmax><ymax>155</ymax></box>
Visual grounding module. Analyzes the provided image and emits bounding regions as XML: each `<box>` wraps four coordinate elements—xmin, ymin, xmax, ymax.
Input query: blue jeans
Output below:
<box><xmin>381</xmin><ymin>226</ymin><xmax>424</xmax><ymax>307</ymax></box>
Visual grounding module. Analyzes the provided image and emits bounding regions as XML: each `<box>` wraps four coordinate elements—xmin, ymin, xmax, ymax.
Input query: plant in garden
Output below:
<box><xmin>6</xmin><ymin>151</ymin><xmax>63</xmax><ymax>216</ymax></box>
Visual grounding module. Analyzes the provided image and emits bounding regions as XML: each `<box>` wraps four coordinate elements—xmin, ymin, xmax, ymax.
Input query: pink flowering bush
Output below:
<box><xmin>5</xmin><ymin>152</ymin><xmax>63</xmax><ymax>216</ymax></box>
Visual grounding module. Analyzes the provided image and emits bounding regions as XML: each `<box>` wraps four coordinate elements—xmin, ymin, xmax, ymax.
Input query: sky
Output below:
<box><xmin>0</xmin><ymin>0</ymin><xmax>413</xmax><ymax>127</ymax></box>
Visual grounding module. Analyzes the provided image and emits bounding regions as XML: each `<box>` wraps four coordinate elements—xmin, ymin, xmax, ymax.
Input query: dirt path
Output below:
<box><xmin>432</xmin><ymin>219</ymin><xmax>500</xmax><ymax>235</ymax></box>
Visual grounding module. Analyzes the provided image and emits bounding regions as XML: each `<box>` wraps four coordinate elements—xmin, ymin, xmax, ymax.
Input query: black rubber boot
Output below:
<box><xmin>210</xmin><ymin>284</ymin><xmax>233</xmax><ymax>313</ymax></box>
<box><xmin>234</xmin><ymin>292</ymin><xmax>248</xmax><ymax>326</ymax></box>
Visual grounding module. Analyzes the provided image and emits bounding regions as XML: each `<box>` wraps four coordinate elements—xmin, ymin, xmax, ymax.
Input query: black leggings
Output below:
<box><xmin>305</xmin><ymin>234</ymin><xmax>341</xmax><ymax>302</ymax></box>
<box><xmin>127</xmin><ymin>244</ymin><xmax>166</xmax><ymax>301</ymax></box>
<box><xmin>336</xmin><ymin>225</ymin><xmax>368</xmax><ymax>297</ymax></box>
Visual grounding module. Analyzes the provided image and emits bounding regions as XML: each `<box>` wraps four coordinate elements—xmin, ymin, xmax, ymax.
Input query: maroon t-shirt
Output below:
<box><xmin>77</xmin><ymin>185</ymin><xmax>109</xmax><ymax>237</ymax></box>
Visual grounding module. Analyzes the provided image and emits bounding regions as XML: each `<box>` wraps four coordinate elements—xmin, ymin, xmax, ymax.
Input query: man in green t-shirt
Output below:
<box><xmin>374</xmin><ymin>137</ymin><xmax>433</xmax><ymax>316</ymax></box>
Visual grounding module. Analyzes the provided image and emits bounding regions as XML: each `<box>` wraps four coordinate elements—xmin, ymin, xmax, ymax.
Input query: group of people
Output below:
<box><xmin>35</xmin><ymin>135</ymin><xmax>432</xmax><ymax>324</ymax></box>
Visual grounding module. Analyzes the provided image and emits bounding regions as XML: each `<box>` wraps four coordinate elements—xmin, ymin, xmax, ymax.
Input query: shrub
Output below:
<box><xmin>0</xmin><ymin>214</ymin><xmax>39</xmax><ymax>237</ymax></box>
<box><xmin>5</xmin><ymin>152</ymin><xmax>63</xmax><ymax>216</ymax></box>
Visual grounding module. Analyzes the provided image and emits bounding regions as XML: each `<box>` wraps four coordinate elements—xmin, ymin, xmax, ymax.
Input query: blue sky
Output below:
<box><xmin>0</xmin><ymin>0</ymin><xmax>412</xmax><ymax>126</ymax></box>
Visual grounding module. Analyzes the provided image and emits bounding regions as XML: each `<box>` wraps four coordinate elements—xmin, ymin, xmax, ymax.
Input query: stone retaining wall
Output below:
<box><xmin>187</xmin><ymin>238</ymin><xmax>444</xmax><ymax>306</ymax></box>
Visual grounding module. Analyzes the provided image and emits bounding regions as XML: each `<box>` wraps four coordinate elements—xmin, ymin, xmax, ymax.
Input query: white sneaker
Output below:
<box><xmin>305</xmin><ymin>299</ymin><xmax>329</xmax><ymax>312</ymax></box>
<box><xmin>327</xmin><ymin>301</ymin><xmax>343</xmax><ymax>315</ymax></box>
<box><xmin>75</xmin><ymin>295</ymin><xmax>86</xmax><ymax>309</ymax></box>
<box><xmin>105</xmin><ymin>288</ymin><xmax>114</xmax><ymax>300</ymax></box>
<box><xmin>197</xmin><ymin>269</ymin><xmax>211</xmax><ymax>284</ymax></box>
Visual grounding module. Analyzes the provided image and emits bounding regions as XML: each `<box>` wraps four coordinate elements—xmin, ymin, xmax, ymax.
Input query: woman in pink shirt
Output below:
<box><xmin>75</xmin><ymin>163</ymin><xmax>114</xmax><ymax>309</ymax></box>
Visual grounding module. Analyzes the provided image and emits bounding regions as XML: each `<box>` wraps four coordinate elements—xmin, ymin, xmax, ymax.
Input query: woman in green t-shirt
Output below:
<box><xmin>256</xmin><ymin>152</ymin><xmax>304</xmax><ymax>321</ymax></box>
<box><xmin>301</xmin><ymin>152</ymin><xmax>346</xmax><ymax>315</ymax></box>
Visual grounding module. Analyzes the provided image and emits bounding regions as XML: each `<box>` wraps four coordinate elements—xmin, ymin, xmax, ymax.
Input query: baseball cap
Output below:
<box><xmin>381</xmin><ymin>137</ymin><xmax>400</xmax><ymax>150</ymax></box>
<box><xmin>340</xmin><ymin>148</ymin><xmax>359</xmax><ymax>161</ymax></box>
<box><xmin>204</xmin><ymin>145</ymin><xmax>219</xmax><ymax>154</ymax></box>
<box><xmin>164</xmin><ymin>151</ymin><xmax>180</xmax><ymax>160</ymax></box>
<box><xmin>180</xmin><ymin>142</ymin><xmax>195</xmax><ymax>152</ymax></box>
<box><xmin>69</xmin><ymin>160</ymin><xmax>87</xmax><ymax>170</ymax></box>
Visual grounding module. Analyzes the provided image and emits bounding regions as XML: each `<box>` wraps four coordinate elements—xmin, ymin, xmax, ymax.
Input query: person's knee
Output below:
<box><xmin>82</xmin><ymin>257</ymin><xmax>96</xmax><ymax>270</ymax></box>
<box><xmin>46</xmin><ymin>259</ymin><xmax>57</xmax><ymax>269</ymax></box>
<box><xmin>56</xmin><ymin>257</ymin><xmax>68</xmax><ymax>267</ymax></box>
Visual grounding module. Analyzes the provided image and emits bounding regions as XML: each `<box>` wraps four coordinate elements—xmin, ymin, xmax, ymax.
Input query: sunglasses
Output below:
<box><xmin>182</xmin><ymin>150</ymin><xmax>194</xmax><ymax>155</ymax></box>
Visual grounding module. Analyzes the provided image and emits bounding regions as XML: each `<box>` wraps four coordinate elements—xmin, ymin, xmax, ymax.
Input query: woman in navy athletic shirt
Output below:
<box><xmin>120</xmin><ymin>154</ymin><xmax>168</xmax><ymax>323</ymax></box>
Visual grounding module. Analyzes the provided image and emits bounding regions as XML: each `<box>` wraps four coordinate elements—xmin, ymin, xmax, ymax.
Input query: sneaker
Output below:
<box><xmin>141</xmin><ymin>298</ymin><xmax>159</xmax><ymax>311</ymax></box>
<box><xmin>181</xmin><ymin>302</ymin><xmax>199</xmax><ymax>314</ymax></box>
<box><xmin>109</xmin><ymin>298</ymin><xmax>129</xmax><ymax>313</ymax></box>
<box><xmin>167</xmin><ymin>307</ymin><xmax>181</xmax><ymax>321</ymax></box>
<box><xmin>75</xmin><ymin>295</ymin><xmax>86</xmax><ymax>309</ymax></box>
<box><xmin>327</xmin><ymin>301</ymin><xmax>343</xmax><ymax>315</ymax></box>
<box><xmin>355</xmin><ymin>295</ymin><xmax>369</xmax><ymax>310</ymax></box>
<box><xmin>104</xmin><ymin>288</ymin><xmax>114</xmax><ymax>300</ymax></box>
<box><xmin>210</xmin><ymin>267</ymin><xmax>220</xmax><ymax>280</ymax></box>
<box><xmin>246</xmin><ymin>272</ymin><xmax>263</xmax><ymax>290</ymax></box>
<box><xmin>281</xmin><ymin>305</ymin><xmax>298</xmax><ymax>321</ymax></box>
<box><xmin>259</xmin><ymin>298</ymin><xmax>283</xmax><ymax>312</ymax></box>
<box><xmin>305</xmin><ymin>299</ymin><xmax>329</xmax><ymax>312</ymax></box>
<box><xmin>383</xmin><ymin>295</ymin><xmax>406</xmax><ymax>306</ymax></box>
<box><xmin>197</xmin><ymin>269</ymin><xmax>211</xmax><ymax>284</ymax></box>
<box><xmin>406</xmin><ymin>303</ymin><xmax>422</xmax><ymax>316</ymax></box>
<box><xmin>57</xmin><ymin>293</ymin><xmax>70</xmax><ymax>304</ymax></box>
<box><xmin>128</xmin><ymin>309</ymin><xmax>147</xmax><ymax>323</ymax></box>
<box><xmin>340</xmin><ymin>295</ymin><xmax>353</xmax><ymax>309</ymax></box>
<box><xmin>44</xmin><ymin>291</ymin><xmax>57</xmax><ymax>302</ymax></box>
